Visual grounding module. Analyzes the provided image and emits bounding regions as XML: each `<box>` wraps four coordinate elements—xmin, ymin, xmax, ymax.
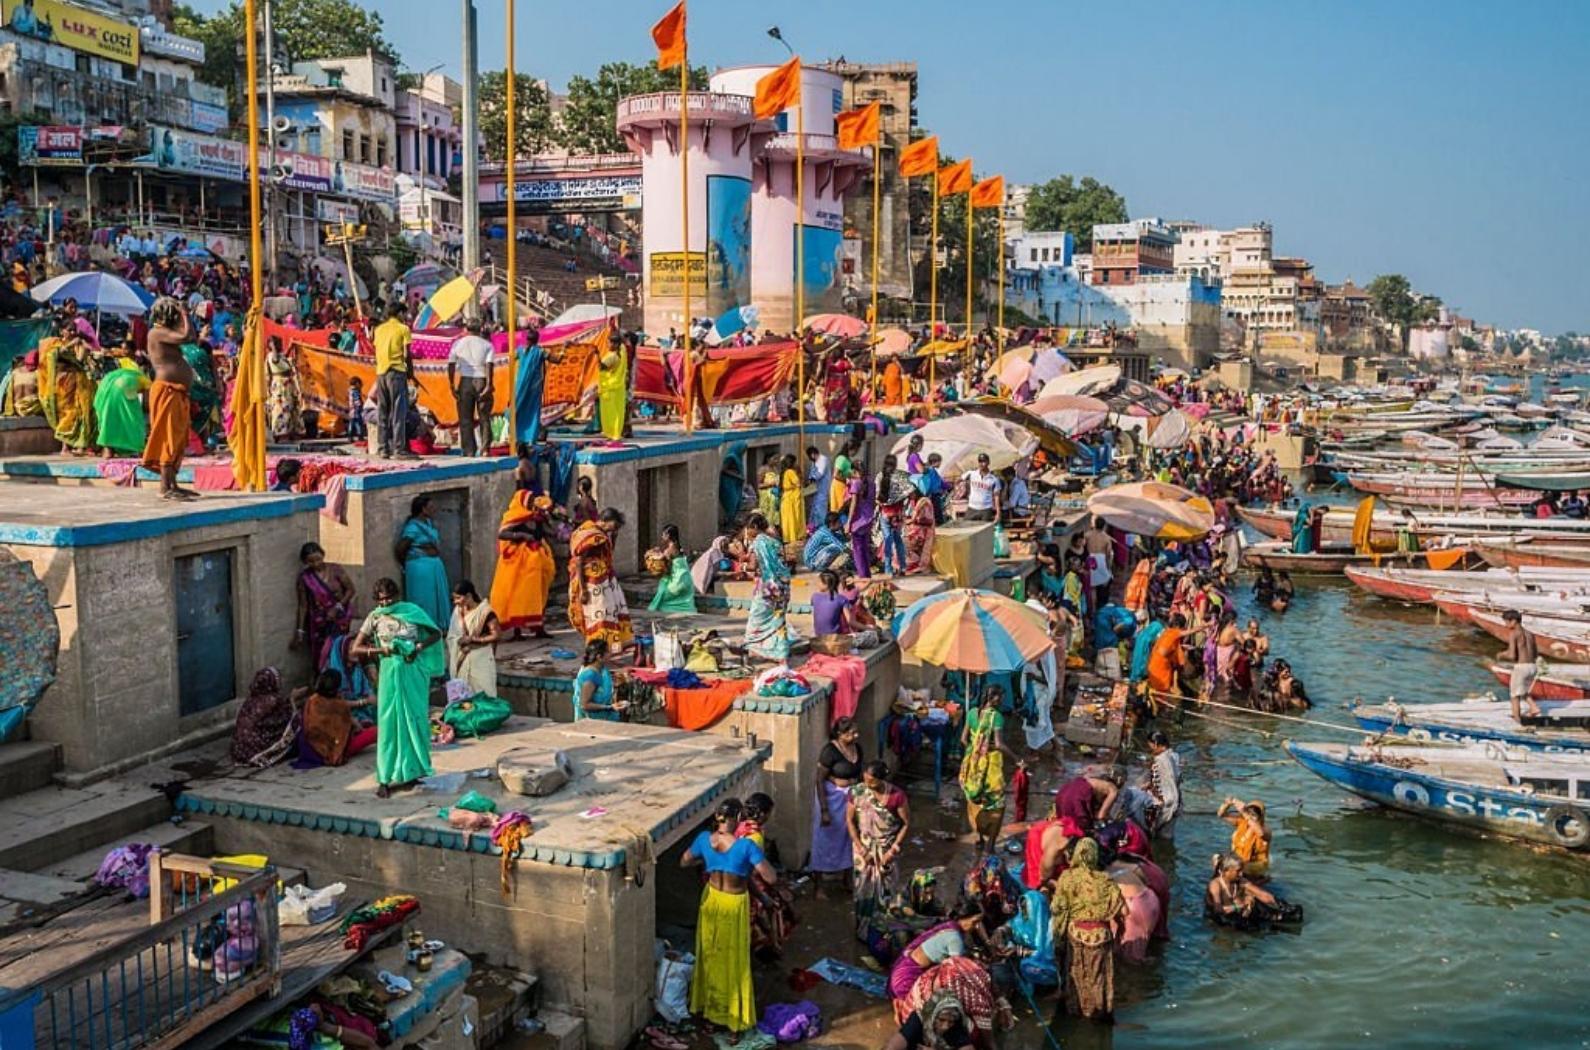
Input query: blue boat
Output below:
<box><xmin>1286</xmin><ymin>740</ymin><xmax>1590</xmax><ymax>852</ymax></box>
<box><xmin>1352</xmin><ymin>699</ymin><xmax>1590</xmax><ymax>756</ymax></box>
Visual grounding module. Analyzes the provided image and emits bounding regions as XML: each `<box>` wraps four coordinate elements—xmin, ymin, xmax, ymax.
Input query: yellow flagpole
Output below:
<box><xmin>868</xmin><ymin>136</ymin><xmax>880</xmax><ymax>406</ymax></box>
<box><xmin>241</xmin><ymin>0</ymin><xmax>264</xmax><ymax>489</ymax></box>
<box><xmin>997</xmin><ymin>205</ymin><xmax>1005</xmax><ymax>358</ymax></box>
<box><xmin>504</xmin><ymin>0</ymin><xmax>517</xmax><ymax>443</ymax></box>
<box><xmin>680</xmin><ymin>50</ymin><xmax>694</xmax><ymax>433</ymax></box>
<box><xmin>964</xmin><ymin>187</ymin><xmax>973</xmax><ymax>375</ymax></box>
<box><xmin>795</xmin><ymin>92</ymin><xmax>805</xmax><ymax>453</ymax></box>
<box><xmin>928</xmin><ymin>176</ymin><xmax>938</xmax><ymax>401</ymax></box>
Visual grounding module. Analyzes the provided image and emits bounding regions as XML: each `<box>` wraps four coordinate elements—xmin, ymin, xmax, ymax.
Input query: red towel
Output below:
<box><xmin>801</xmin><ymin>653</ymin><xmax>868</xmax><ymax>726</ymax></box>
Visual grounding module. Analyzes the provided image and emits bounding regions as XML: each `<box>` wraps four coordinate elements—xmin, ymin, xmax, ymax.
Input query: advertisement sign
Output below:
<box><xmin>496</xmin><ymin>174</ymin><xmax>642</xmax><ymax>214</ymax></box>
<box><xmin>317</xmin><ymin>198</ymin><xmax>359</xmax><ymax>224</ymax></box>
<box><xmin>149</xmin><ymin>125</ymin><xmax>246</xmax><ymax>181</ymax></box>
<box><xmin>189</xmin><ymin>100</ymin><xmax>229</xmax><ymax>134</ymax></box>
<box><xmin>274</xmin><ymin>150</ymin><xmax>334</xmax><ymax>193</ymax></box>
<box><xmin>17</xmin><ymin>125</ymin><xmax>81</xmax><ymax>166</ymax></box>
<box><xmin>648</xmin><ymin>251</ymin><xmax>710</xmax><ymax>299</ymax></box>
<box><xmin>705</xmin><ymin>174</ymin><xmax>751</xmax><ymax>317</ymax></box>
<box><xmin>339</xmin><ymin>161</ymin><xmax>394</xmax><ymax>202</ymax></box>
<box><xmin>1</xmin><ymin>0</ymin><xmax>139</xmax><ymax>64</ymax></box>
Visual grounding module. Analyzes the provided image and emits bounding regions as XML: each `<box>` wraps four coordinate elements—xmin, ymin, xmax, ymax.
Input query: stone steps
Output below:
<box><xmin>35</xmin><ymin>819</ymin><xmax>215</xmax><ymax>884</ymax></box>
<box><xmin>0</xmin><ymin>741</ymin><xmax>60</xmax><ymax>802</ymax></box>
<box><xmin>0</xmin><ymin>778</ymin><xmax>170</xmax><ymax>873</ymax></box>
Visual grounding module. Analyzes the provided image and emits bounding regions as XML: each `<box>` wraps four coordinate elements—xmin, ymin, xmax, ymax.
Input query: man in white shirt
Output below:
<box><xmin>118</xmin><ymin>230</ymin><xmax>139</xmax><ymax>259</ymax></box>
<box><xmin>446</xmin><ymin>317</ymin><xmax>495</xmax><ymax>456</ymax></box>
<box><xmin>963</xmin><ymin>453</ymin><xmax>1001</xmax><ymax>522</ymax></box>
<box><xmin>140</xmin><ymin>233</ymin><xmax>159</xmax><ymax>259</ymax></box>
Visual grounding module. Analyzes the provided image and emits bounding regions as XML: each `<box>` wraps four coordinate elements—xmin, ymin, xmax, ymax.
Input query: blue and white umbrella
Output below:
<box><xmin>711</xmin><ymin>304</ymin><xmax>759</xmax><ymax>342</ymax></box>
<box><xmin>30</xmin><ymin>271</ymin><xmax>155</xmax><ymax>316</ymax></box>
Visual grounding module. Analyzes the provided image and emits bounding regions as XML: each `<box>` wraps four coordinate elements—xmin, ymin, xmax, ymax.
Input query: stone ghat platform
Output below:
<box><xmin>143</xmin><ymin>717</ymin><xmax>767</xmax><ymax>1050</ymax></box>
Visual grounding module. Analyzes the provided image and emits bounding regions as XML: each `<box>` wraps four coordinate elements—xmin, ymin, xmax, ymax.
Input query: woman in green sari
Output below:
<box><xmin>648</xmin><ymin>523</ymin><xmax>696</xmax><ymax>614</ymax></box>
<box><xmin>180</xmin><ymin>342</ymin><xmax>222</xmax><ymax>447</ymax></box>
<box><xmin>92</xmin><ymin>360</ymin><xmax>149</xmax><ymax>456</ymax></box>
<box><xmin>350</xmin><ymin>577</ymin><xmax>445</xmax><ymax>797</ymax></box>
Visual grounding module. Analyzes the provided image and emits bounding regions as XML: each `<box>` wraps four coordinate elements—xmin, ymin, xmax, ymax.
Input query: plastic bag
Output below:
<box><xmin>454</xmin><ymin>790</ymin><xmax>498</xmax><ymax>814</ymax></box>
<box><xmin>993</xmin><ymin>524</ymin><xmax>1010</xmax><ymax>558</ymax></box>
<box><xmin>441</xmin><ymin>694</ymin><xmax>512</xmax><ymax>737</ymax></box>
<box><xmin>654</xmin><ymin>626</ymin><xmax>686</xmax><ymax>670</ymax></box>
<box><xmin>654</xmin><ymin>943</ymin><xmax>695</xmax><ymax>1023</ymax></box>
<box><xmin>279</xmin><ymin>882</ymin><xmax>347</xmax><ymax>926</ymax></box>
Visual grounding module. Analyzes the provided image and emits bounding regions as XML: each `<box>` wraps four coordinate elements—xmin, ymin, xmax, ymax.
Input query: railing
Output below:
<box><xmin>6</xmin><ymin>853</ymin><xmax>282</xmax><ymax>1050</ymax></box>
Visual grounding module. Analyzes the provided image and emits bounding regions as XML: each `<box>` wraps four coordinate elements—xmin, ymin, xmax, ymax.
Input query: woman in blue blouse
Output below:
<box><xmin>682</xmin><ymin>798</ymin><xmax>779</xmax><ymax>1037</ymax></box>
<box><xmin>572</xmin><ymin>640</ymin><xmax>624</xmax><ymax>720</ymax></box>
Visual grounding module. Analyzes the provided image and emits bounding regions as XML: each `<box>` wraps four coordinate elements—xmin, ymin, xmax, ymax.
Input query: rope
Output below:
<box><xmin>1138</xmin><ymin>685</ymin><xmax>1373</xmax><ymax>737</ymax></box>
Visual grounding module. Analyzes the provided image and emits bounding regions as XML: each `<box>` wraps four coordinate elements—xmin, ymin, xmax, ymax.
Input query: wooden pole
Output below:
<box><xmin>505</xmin><ymin>0</ymin><xmax>518</xmax><ymax>443</ymax></box>
<box><xmin>795</xmin><ymin>95</ymin><xmax>806</xmax><ymax>452</ymax></box>
<box><xmin>928</xmin><ymin>176</ymin><xmax>938</xmax><ymax>402</ymax></box>
<box><xmin>964</xmin><ymin>188</ymin><xmax>973</xmax><ymax>382</ymax></box>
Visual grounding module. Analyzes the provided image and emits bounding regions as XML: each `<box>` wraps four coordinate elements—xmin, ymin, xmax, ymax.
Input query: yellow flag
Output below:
<box><xmin>970</xmin><ymin>175</ymin><xmax>1005</xmax><ymax>209</ymax></box>
<box><xmin>897</xmin><ymin>135</ymin><xmax>939</xmax><ymax>177</ymax></box>
<box><xmin>650</xmin><ymin>1</ymin><xmax>686</xmax><ymax>71</ymax></box>
<box><xmin>835</xmin><ymin>100</ymin><xmax>881</xmax><ymax>150</ymax></box>
<box><xmin>753</xmin><ymin>56</ymin><xmax>801</xmax><ymax>120</ymax></box>
<box><xmin>937</xmin><ymin>158</ymin><xmax>973</xmax><ymax>196</ymax></box>
<box><xmin>227</xmin><ymin>307</ymin><xmax>266</xmax><ymax>491</ymax></box>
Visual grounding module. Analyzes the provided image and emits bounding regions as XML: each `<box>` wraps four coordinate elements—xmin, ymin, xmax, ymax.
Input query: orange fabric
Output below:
<box><xmin>937</xmin><ymin>158</ymin><xmax>973</xmax><ymax>196</ymax></box>
<box><xmin>1146</xmin><ymin>627</ymin><xmax>1185</xmax><ymax>695</ymax></box>
<box><xmin>1424</xmin><ymin>547</ymin><xmax>1468</xmax><ymax>571</ymax></box>
<box><xmin>970</xmin><ymin>175</ymin><xmax>1005</xmax><ymax>209</ymax></box>
<box><xmin>836</xmin><ymin>101</ymin><xmax>881</xmax><ymax>149</ymax></box>
<box><xmin>662</xmin><ymin>677</ymin><xmax>750</xmax><ymax>731</ymax></box>
<box><xmin>898</xmin><ymin>136</ymin><xmax>939</xmax><ymax>177</ymax></box>
<box><xmin>490</xmin><ymin>492</ymin><xmax>556</xmax><ymax>631</ymax></box>
<box><xmin>1123</xmin><ymin>560</ymin><xmax>1151</xmax><ymax>612</ymax></box>
<box><xmin>753</xmin><ymin>56</ymin><xmax>802</xmax><ymax>119</ymax></box>
<box><xmin>650</xmin><ymin>1</ymin><xmax>687</xmax><ymax>70</ymax></box>
<box><xmin>142</xmin><ymin>380</ymin><xmax>191</xmax><ymax>472</ymax></box>
<box><xmin>882</xmin><ymin>359</ymin><xmax>904</xmax><ymax>405</ymax></box>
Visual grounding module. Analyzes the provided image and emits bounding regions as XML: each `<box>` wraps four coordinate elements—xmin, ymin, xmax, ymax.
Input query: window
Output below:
<box><xmin>376</xmin><ymin>139</ymin><xmax>387</xmax><ymax>168</ymax></box>
<box><xmin>1029</xmin><ymin>248</ymin><xmax>1037</xmax><ymax>262</ymax></box>
<box><xmin>342</xmin><ymin>128</ymin><xmax>355</xmax><ymax>160</ymax></box>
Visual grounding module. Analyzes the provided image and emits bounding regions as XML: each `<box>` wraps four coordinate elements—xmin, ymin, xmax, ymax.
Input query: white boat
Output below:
<box><xmin>1353</xmin><ymin>697</ymin><xmax>1590</xmax><ymax>754</ymax></box>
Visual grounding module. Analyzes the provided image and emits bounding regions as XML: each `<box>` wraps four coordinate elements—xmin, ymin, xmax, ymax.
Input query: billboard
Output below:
<box><xmin>149</xmin><ymin>125</ymin><xmax>246</xmax><ymax>181</ymax></box>
<box><xmin>797</xmin><ymin>225</ymin><xmax>845</xmax><ymax>316</ymax></box>
<box><xmin>1</xmin><ymin>0</ymin><xmax>138</xmax><ymax>64</ymax></box>
<box><xmin>338</xmin><ymin>161</ymin><xmax>395</xmax><ymax>203</ymax></box>
<box><xmin>17</xmin><ymin>125</ymin><xmax>81</xmax><ymax>166</ymax></box>
<box><xmin>494</xmin><ymin>173</ymin><xmax>642</xmax><ymax>213</ymax></box>
<box><xmin>704</xmin><ymin>174</ymin><xmax>751</xmax><ymax>317</ymax></box>
<box><xmin>189</xmin><ymin>100</ymin><xmax>229</xmax><ymax>135</ymax></box>
<box><xmin>648</xmin><ymin>251</ymin><xmax>709</xmax><ymax>300</ymax></box>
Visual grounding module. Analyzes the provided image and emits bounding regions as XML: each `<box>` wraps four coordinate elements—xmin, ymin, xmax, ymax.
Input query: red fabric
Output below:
<box><xmin>633</xmin><ymin>343</ymin><xmax>802</xmax><ymax>407</ymax></box>
<box><xmin>1022</xmin><ymin>818</ymin><xmax>1061</xmax><ymax>889</ymax></box>
<box><xmin>630</xmin><ymin>670</ymin><xmax>751</xmax><ymax>731</ymax></box>
<box><xmin>341</xmin><ymin>896</ymin><xmax>419</xmax><ymax>951</ymax></box>
<box><xmin>1010</xmin><ymin>764</ymin><xmax>1030</xmax><ymax>822</ymax></box>
<box><xmin>801</xmin><ymin>653</ymin><xmax>868</xmax><ymax>726</ymax></box>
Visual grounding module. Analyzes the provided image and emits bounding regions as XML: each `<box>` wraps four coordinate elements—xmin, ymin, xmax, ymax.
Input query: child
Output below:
<box><xmin>345</xmin><ymin>376</ymin><xmax>366</xmax><ymax>441</ymax></box>
<box><xmin>735</xmin><ymin>793</ymin><xmax>796</xmax><ymax>959</ymax></box>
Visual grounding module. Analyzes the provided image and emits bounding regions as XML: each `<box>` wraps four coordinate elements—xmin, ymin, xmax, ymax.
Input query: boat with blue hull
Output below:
<box><xmin>1286</xmin><ymin>740</ymin><xmax>1590</xmax><ymax>851</ymax></box>
<box><xmin>1352</xmin><ymin>698</ymin><xmax>1590</xmax><ymax>755</ymax></box>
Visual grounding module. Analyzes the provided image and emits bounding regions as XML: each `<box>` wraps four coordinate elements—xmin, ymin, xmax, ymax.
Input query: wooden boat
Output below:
<box><xmin>1379</xmin><ymin>489</ymin><xmax>1541</xmax><ymax>511</ymax></box>
<box><xmin>1236</xmin><ymin>505</ymin><xmax>1590</xmax><ymax>547</ymax></box>
<box><xmin>1475</xmin><ymin>542</ymin><xmax>1590</xmax><ymax>569</ymax></box>
<box><xmin>1344</xmin><ymin>565</ymin><xmax>1590</xmax><ymax>604</ymax></box>
<box><xmin>1353</xmin><ymin>697</ymin><xmax>1590</xmax><ymax>754</ymax></box>
<box><xmin>1243</xmin><ymin>542</ymin><xmax>1464</xmax><ymax>575</ymax></box>
<box><xmin>1494</xmin><ymin>471</ymin><xmax>1590</xmax><ymax>491</ymax></box>
<box><xmin>1486</xmin><ymin>662</ymin><xmax>1590</xmax><ymax>703</ymax></box>
<box><xmin>1285</xmin><ymin>740</ymin><xmax>1590</xmax><ymax>850</ymax></box>
<box><xmin>1466</xmin><ymin>608</ymin><xmax>1590</xmax><ymax>662</ymax></box>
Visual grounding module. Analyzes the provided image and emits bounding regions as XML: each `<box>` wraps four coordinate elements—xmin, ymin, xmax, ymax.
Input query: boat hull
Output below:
<box><xmin>1285</xmin><ymin>741</ymin><xmax>1588</xmax><ymax>850</ymax></box>
<box><xmin>1352</xmin><ymin>702</ymin><xmax>1590</xmax><ymax>755</ymax></box>
<box><xmin>1486</xmin><ymin>663</ymin><xmax>1590</xmax><ymax>702</ymax></box>
<box><xmin>1476</xmin><ymin>543</ymin><xmax>1590</xmax><ymax>570</ymax></box>
<box><xmin>1245</xmin><ymin>544</ymin><xmax>1459</xmax><ymax>574</ymax></box>
<box><xmin>1467</xmin><ymin>609</ymin><xmax>1590</xmax><ymax>661</ymax></box>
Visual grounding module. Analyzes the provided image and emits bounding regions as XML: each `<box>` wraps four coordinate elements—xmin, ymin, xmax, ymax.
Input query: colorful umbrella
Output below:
<box><xmin>873</xmin><ymin>327</ymin><xmax>914</xmax><ymax>356</ymax></box>
<box><xmin>890</xmin><ymin>415</ymin><xmax>1034</xmax><ymax>476</ymax></box>
<box><xmin>992</xmin><ymin>347</ymin><xmax>1035</xmax><ymax>391</ymax></box>
<box><xmin>1027</xmin><ymin>347</ymin><xmax>1071</xmax><ymax>386</ymax></box>
<box><xmin>1142</xmin><ymin>407</ymin><xmax>1194</xmax><ymax>449</ymax></box>
<box><xmin>30</xmin><ymin>271</ymin><xmax>153</xmax><ymax>315</ymax></box>
<box><xmin>1038</xmin><ymin>364</ymin><xmax>1121</xmax><ymax>400</ymax></box>
<box><xmin>896</xmin><ymin>589</ymin><xmax>1054</xmax><ymax>673</ymax></box>
<box><xmin>413</xmin><ymin>268</ymin><xmax>483</xmax><ymax>330</ymax></box>
<box><xmin>803</xmin><ymin>312</ymin><xmax>868</xmax><ymax>338</ymax></box>
<box><xmin>1028</xmin><ymin>394</ymin><xmax>1110</xmax><ymax>436</ymax></box>
<box><xmin>1087</xmin><ymin>481</ymin><xmax>1214</xmax><ymax>541</ymax></box>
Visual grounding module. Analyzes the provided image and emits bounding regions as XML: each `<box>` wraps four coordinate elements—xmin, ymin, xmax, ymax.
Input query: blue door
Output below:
<box><xmin>176</xmin><ymin>550</ymin><xmax>236</xmax><ymax>716</ymax></box>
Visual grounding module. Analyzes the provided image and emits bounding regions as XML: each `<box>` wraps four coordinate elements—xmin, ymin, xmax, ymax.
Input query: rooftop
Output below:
<box><xmin>0</xmin><ymin>478</ymin><xmax>318</xmax><ymax>547</ymax></box>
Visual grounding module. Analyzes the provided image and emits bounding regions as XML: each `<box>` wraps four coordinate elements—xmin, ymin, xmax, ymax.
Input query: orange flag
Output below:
<box><xmin>835</xmin><ymin>100</ymin><xmax>881</xmax><ymax>150</ymax></box>
<box><xmin>970</xmin><ymin>175</ymin><xmax>1005</xmax><ymax>209</ymax></box>
<box><xmin>753</xmin><ymin>56</ymin><xmax>801</xmax><ymax>120</ymax></box>
<box><xmin>937</xmin><ymin>158</ymin><xmax>973</xmax><ymax>196</ymax></box>
<box><xmin>897</xmin><ymin>135</ymin><xmax>939</xmax><ymax>177</ymax></box>
<box><xmin>651</xmin><ymin>2</ymin><xmax>686</xmax><ymax>71</ymax></box>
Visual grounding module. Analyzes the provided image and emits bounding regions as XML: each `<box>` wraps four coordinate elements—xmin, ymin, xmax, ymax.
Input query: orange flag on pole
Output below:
<box><xmin>970</xmin><ymin>175</ymin><xmax>1005</xmax><ymax>209</ymax></box>
<box><xmin>835</xmin><ymin>100</ymin><xmax>881</xmax><ymax>150</ymax></box>
<box><xmin>753</xmin><ymin>56</ymin><xmax>802</xmax><ymax>120</ymax></box>
<box><xmin>937</xmin><ymin>158</ymin><xmax>973</xmax><ymax>196</ymax></box>
<box><xmin>897</xmin><ymin>135</ymin><xmax>938</xmax><ymax>177</ymax></box>
<box><xmin>651</xmin><ymin>2</ymin><xmax>686</xmax><ymax>70</ymax></box>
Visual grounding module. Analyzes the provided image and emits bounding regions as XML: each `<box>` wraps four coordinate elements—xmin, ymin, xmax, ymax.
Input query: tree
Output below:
<box><xmin>557</xmin><ymin>61</ymin><xmax>707</xmax><ymax>155</ymax></box>
<box><xmin>1367</xmin><ymin>274</ymin><xmax>1421</xmax><ymax>352</ymax></box>
<box><xmin>172</xmin><ymin>0</ymin><xmax>399</xmax><ymax>112</ymax></box>
<box><xmin>903</xmin><ymin>149</ymin><xmax>1002</xmax><ymax>326</ymax></box>
<box><xmin>479</xmin><ymin>71</ymin><xmax>556</xmax><ymax>161</ymax></box>
<box><xmin>1023</xmin><ymin>175</ymin><xmax>1128</xmax><ymax>252</ymax></box>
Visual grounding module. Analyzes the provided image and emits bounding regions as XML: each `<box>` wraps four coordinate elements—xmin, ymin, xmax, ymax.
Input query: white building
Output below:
<box><xmin>1007</xmin><ymin>229</ymin><xmax>1072</xmax><ymax>270</ymax></box>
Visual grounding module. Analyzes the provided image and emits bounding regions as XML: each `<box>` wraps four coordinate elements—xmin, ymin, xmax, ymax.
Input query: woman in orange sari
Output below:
<box><xmin>881</xmin><ymin>358</ymin><xmax>905</xmax><ymax>407</ymax></box>
<box><xmin>489</xmin><ymin>491</ymin><xmax>556</xmax><ymax>639</ymax></box>
<box><xmin>568</xmin><ymin>509</ymin><xmax>633</xmax><ymax>648</ymax></box>
<box><xmin>1123</xmin><ymin>556</ymin><xmax>1152</xmax><ymax>613</ymax></box>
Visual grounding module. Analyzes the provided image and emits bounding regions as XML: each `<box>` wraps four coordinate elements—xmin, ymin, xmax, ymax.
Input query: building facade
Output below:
<box><xmin>1088</xmin><ymin>219</ymin><xmax>1175</xmax><ymax>286</ymax></box>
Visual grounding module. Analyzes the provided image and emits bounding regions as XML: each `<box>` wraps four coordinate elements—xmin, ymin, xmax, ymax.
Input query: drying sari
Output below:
<box><xmin>489</xmin><ymin>492</ymin><xmax>556</xmax><ymax>632</ymax></box>
<box><xmin>299</xmin><ymin>565</ymin><xmax>354</xmax><ymax>670</ymax></box>
<box><xmin>779</xmin><ymin>466</ymin><xmax>806</xmax><ymax>541</ymax></box>
<box><xmin>446</xmin><ymin>599</ymin><xmax>498</xmax><ymax>697</ymax></box>
<box><xmin>400</xmin><ymin>516</ymin><xmax>451</xmax><ymax>632</ymax></box>
<box><xmin>361</xmin><ymin>601</ymin><xmax>445</xmax><ymax>787</ymax></box>
<box><xmin>181</xmin><ymin>343</ymin><xmax>222</xmax><ymax>445</ymax></box>
<box><xmin>649</xmin><ymin>554</ymin><xmax>696</xmax><ymax>613</ymax></box>
<box><xmin>851</xmin><ymin>783</ymin><xmax>908</xmax><ymax>932</ymax></box>
<box><xmin>903</xmin><ymin>494</ymin><xmax>936</xmax><ymax>574</ymax></box>
<box><xmin>596</xmin><ymin>350</ymin><xmax>627</xmax><ymax>440</ymax></box>
<box><xmin>743</xmin><ymin>532</ymin><xmax>792</xmax><ymax>661</ymax></box>
<box><xmin>568</xmin><ymin>521</ymin><xmax>633</xmax><ymax>647</ymax></box>
<box><xmin>91</xmin><ymin>363</ymin><xmax>148</xmax><ymax>455</ymax></box>
<box><xmin>513</xmin><ymin>342</ymin><xmax>546</xmax><ymax>446</ymax></box>
<box><xmin>38</xmin><ymin>338</ymin><xmax>95</xmax><ymax>450</ymax></box>
<box><xmin>959</xmin><ymin>705</ymin><xmax>1006</xmax><ymax>842</ymax></box>
<box><xmin>266</xmin><ymin>349</ymin><xmax>301</xmax><ymax>439</ymax></box>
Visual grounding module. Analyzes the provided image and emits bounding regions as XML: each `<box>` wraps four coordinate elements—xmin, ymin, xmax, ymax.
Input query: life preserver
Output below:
<box><xmin>1543</xmin><ymin>805</ymin><xmax>1590</xmax><ymax>849</ymax></box>
<box><xmin>1391</xmin><ymin>781</ymin><xmax>1430</xmax><ymax>807</ymax></box>
<box><xmin>1406</xmin><ymin>727</ymin><xmax>1432</xmax><ymax>742</ymax></box>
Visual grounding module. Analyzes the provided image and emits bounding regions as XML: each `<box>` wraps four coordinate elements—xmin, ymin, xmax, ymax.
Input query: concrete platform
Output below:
<box><xmin>0</xmin><ymin>480</ymin><xmax>319</xmax><ymax>547</ymax></box>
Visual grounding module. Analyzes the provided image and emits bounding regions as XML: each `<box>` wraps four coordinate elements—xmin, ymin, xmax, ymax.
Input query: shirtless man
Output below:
<box><xmin>141</xmin><ymin>296</ymin><xmax>197</xmax><ymax>500</ymax></box>
<box><xmin>1500</xmin><ymin>609</ymin><xmax>1541</xmax><ymax>721</ymax></box>
<box><xmin>1083</xmin><ymin>516</ymin><xmax>1114</xmax><ymax>612</ymax></box>
<box><xmin>1205</xmin><ymin>853</ymin><xmax>1279</xmax><ymax>919</ymax></box>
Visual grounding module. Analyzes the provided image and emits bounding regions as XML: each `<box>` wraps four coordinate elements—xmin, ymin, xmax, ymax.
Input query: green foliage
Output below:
<box><xmin>479</xmin><ymin>71</ymin><xmax>555</xmax><ymax>161</ymax></box>
<box><xmin>1023</xmin><ymin>175</ymin><xmax>1127</xmax><ymax>252</ymax></box>
<box><xmin>904</xmin><ymin>149</ymin><xmax>1002</xmax><ymax>325</ymax></box>
<box><xmin>557</xmin><ymin>61</ymin><xmax>707</xmax><ymax>155</ymax></box>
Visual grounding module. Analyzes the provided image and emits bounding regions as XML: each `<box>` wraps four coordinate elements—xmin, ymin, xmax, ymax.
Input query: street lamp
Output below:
<box><xmin>766</xmin><ymin>25</ymin><xmax>794</xmax><ymax>56</ymax></box>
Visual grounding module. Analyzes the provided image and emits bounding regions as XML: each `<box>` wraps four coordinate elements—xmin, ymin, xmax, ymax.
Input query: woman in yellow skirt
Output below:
<box><xmin>683</xmin><ymin>798</ymin><xmax>779</xmax><ymax>1036</ymax></box>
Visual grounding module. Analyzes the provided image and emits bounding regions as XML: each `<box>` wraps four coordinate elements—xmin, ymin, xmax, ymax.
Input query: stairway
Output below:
<box><xmin>0</xmin><ymin>741</ymin><xmax>211</xmax><ymax>923</ymax></box>
<box><xmin>481</xmin><ymin>238</ymin><xmax>642</xmax><ymax>330</ymax></box>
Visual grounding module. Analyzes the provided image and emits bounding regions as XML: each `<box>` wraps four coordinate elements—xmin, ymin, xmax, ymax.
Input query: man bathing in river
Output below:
<box><xmin>1499</xmin><ymin>609</ymin><xmax>1541</xmax><ymax>722</ymax></box>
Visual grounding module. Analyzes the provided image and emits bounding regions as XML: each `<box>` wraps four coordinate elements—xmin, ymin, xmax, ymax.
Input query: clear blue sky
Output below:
<box><xmin>197</xmin><ymin>0</ymin><xmax>1589</xmax><ymax>333</ymax></box>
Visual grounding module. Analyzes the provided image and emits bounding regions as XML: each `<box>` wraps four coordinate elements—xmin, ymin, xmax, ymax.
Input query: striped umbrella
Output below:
<box><xmin>896</xmin><ymin>589</ymin><xmax>1054</xmax><ymax>673</ymax></box>
<box><xmin>1087</xmin><ymin>480</ymin><xmax>1214</xmax><ymax>541</ymax></box>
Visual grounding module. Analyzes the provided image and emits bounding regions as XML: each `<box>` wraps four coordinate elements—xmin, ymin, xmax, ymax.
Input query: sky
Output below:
<box><xmin>193</xmin><ymin>0</ymin><xmax>1590</xmax><ymax>333</ymax></box>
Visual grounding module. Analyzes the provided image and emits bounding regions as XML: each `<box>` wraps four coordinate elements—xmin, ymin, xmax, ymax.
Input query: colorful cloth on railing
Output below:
<box><xmin>633</xmin><ymin>343</ymin><xmax>801</xmax><ymax>408</ymax></box>
<box><xmin>340</xmin><ymin>894</ymin><xmax>420</xmax><ymax>950</ymax></box>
